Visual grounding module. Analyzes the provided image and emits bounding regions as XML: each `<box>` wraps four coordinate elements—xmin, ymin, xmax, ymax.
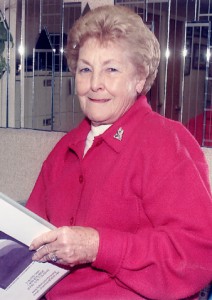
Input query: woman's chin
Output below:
<box><xmin>91</xmin><ymin>120</ymin><xmax>107</xmax><ymax>126</ymax></box>
<box><xmin>89</xmin><ymin>115</ymin><xmax>111</xmax><ymax>126</ymax></box>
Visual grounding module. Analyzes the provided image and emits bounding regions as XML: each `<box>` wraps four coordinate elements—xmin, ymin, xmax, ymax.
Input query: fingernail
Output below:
<box><xmin>29</xmin><ymin>244</ymin><xmax>34</xmax><ymax>251</ymax></box>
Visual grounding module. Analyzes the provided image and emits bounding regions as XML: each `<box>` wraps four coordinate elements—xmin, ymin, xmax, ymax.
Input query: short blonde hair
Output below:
<box><xmin>66</xmin><ymin>5</ymin><xmax>160</xmax><ymax>95</ymax></box>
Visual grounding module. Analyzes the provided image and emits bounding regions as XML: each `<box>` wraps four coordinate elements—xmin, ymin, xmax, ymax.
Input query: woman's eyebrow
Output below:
<box><xmin>77</xmin><ymin>58</ymin><xmax>90</xmax><ymax>65</ymax></box>
<box><xmin>78</xmin><ymin>58</ymin><xmax>121</xmax><ymax>66</ymax></box>
<box><xmin>103</xmin><ymin>59</ymin><xmax>121</xmax><ymax>65</ymax></box>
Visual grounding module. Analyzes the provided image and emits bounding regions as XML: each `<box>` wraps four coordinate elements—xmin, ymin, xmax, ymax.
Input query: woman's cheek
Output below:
<box><xmin>76</xmin><ymin>76</ymin><xmax>89</xmax><ymax>95</ymax></box>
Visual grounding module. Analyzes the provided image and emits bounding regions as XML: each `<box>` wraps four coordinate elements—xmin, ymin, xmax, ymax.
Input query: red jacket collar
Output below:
<box><xmin>68</xmin><ymin>95</ymin><xmax>152</xmax><ymax>154</ymax></box>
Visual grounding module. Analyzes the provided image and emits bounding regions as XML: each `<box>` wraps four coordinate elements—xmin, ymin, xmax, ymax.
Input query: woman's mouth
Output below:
<box><xmin>88</xmin><ymin>98</ymin><xmax>110</xmax><ymax>103</ymax></box>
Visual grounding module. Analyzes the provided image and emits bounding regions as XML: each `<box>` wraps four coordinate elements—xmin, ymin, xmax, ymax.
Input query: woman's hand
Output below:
<box><xmin>29</xmin><ymin>226</ymin><xmax>99</xmax><ymax>267</ymax></box>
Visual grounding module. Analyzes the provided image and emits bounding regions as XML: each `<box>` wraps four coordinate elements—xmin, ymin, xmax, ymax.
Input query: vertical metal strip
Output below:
<box><xmin>162</xmin><ymin>0</ymin><xmax>171</xmax><ymax>116</ymax></box>
<box><xmin>6</xmin><ymin>0</ymin><xmax>11</xmax><ymax>127</ymax></box>
<box><xmin>58</xmin><ymin>0</ymin><xmax>65</xmax><ymax>129</ymax></box>
<box><xmin>20</xmin><ymin>0</ymin><xmax>25</xmax><ymax>128</ymax></box>
<box><xmin>51</xmin><ymin>50</ymin><xmax>55</xmax><ymax>131</ymax></box>
<box><xmin>39</xmin><ymin>0</ymin><xmax>42</xmax><ymax>33</ymax></box>
<box><xmin>170</xmin><ymin>0</ymin><xmax>178</xmax><ymax>120</ymax></box>
<box><xmin>202</xmin><ymin>22</ymin><xmax>211</xmax><ymax>146</ymax></box>
<box><xmin>194</xmin><ymin>0</ymin><xmax>198</xmax><ymax>21</ymax></box>
<box><xmin>32</xmin><ymin>47</ymin><xmax>35</xmax><ymax>129</ymax></box>
<box><xmin>180</xmin><ymin>0</ymin><xmax>189</xmax><ymax>124</ymax></box>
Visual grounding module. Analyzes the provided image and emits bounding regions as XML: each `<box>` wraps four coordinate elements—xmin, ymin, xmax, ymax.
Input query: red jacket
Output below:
<box><xmin>26</xmin><ymin>96</ymin><xmax>212</xmax><ymax>300</ymax></box>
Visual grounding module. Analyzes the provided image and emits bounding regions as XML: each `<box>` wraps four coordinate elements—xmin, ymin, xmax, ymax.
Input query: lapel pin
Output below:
<box><xmin>114</xmin><ymin>127</ymin><xmax>124</xmax><ymax>141</ymax></box>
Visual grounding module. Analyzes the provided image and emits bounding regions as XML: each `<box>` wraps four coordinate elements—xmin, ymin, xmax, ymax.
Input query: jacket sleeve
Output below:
<box><xmin>92</xmin><ymin>135</ymin><xmax>212</xmax><ymax>299</ymax></box>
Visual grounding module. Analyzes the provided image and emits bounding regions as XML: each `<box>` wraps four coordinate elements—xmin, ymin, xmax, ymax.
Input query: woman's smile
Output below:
<box><xmin>88</xmin><ymin>97</ymin><xmax>111</xmax><ymax>103</ymax></box>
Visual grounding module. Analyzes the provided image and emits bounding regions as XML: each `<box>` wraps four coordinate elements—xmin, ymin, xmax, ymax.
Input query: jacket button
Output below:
<box><xmin>95</xmin><ymin>139</ymin><xmax>102</xmax><ymax>146</ymax></box>
<box><xmin>70</xmin><ymin>217</ymin><xmax>74</xmax><ymax>225</ymax></box>
<box><xmin>79</xmin><ymin>175</ymin><xmax>84</xmax><ymax>183</ymax></box>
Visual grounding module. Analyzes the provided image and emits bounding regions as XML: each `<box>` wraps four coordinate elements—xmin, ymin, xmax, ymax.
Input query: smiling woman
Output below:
<box><xmin>26</xmin><ymin>5</ymin><xmax>212</xmax><ymax>300</ymax></box>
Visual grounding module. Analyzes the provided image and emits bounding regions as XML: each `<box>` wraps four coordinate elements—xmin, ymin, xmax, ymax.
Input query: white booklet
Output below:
<box><xmin>0</xmin><ymin>192</ymin><xmax>69</xmax><ymax>300</ymax></box>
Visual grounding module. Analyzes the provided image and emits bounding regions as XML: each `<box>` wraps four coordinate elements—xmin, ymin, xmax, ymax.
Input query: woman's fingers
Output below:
<box><xmin>29</xmin><ymin>226</ymin><xmax>99</xmax><ymax>267</ymax></box>
<box><xmin>29</xmin><ymin>229</ymin><xmax>60</xmax><ymax>262</ymax></box>
<box><xmin>29</xmin><ymin>230</ymin><xmax>57</xmax><ymax>251</ymax></box>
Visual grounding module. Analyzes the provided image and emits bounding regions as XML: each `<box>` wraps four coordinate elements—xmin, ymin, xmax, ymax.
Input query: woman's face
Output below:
<box><xmin>75</xmin><ymin>38</ymin><xmax>145</xmax><ymax>126</ymax></box>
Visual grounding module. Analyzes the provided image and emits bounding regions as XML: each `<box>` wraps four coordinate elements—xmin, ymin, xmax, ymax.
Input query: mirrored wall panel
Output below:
<box><xmin>1</xmin><ymin>0</ymin><xmax>212</xmax><ymax>147</ymax></box>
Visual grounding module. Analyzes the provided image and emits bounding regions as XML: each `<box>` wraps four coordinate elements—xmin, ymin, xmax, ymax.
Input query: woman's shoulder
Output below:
<box><xmin>140</xmin><ymin>110</ymin><xmax>205</xmax><ymax>161</ymax></box>
<box><xmin>145</xmin><ymin>111</ymin><xmax>197</xmax><ymax>143</ymax></box>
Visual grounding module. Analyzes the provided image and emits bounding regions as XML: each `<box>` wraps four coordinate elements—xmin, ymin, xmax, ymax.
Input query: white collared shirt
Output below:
<box><xmin>84</xmin><ymin>124</ymin><xmax>111</xmax><ymax>155</ymax></box>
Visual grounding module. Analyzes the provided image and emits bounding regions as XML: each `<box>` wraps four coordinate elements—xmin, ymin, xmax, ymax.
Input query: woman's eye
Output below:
<box><xmin>79</xmin><ymin>67</ymin><xmax>91</xmax><ymax>73</ymax></box>
<box><xmin>107</xmin><ymin>68</ymin><xmax>118</xmax><ymax>72</ymax></box>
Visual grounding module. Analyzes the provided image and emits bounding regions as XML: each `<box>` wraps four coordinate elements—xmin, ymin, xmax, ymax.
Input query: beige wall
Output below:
<box><xmin>202</xmin><ymin>147</ymin><xmax>212</xmax><ymax>188</ymax></box>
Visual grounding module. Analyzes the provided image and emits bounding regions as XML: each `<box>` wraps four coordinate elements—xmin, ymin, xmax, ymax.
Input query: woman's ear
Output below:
<box><xmin>136</xmin><ymin>79</ymin><xmax>146</xmax><ymax>94</ymax></box>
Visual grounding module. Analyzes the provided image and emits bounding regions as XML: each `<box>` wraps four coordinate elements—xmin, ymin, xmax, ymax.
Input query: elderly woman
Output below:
<box><xmin>27</xmin><ymin>5</ymin><xmax>212</xmax><ymax>300</ymax></box>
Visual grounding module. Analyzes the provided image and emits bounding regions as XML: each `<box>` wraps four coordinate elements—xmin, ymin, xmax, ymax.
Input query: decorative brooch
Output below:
<box><xmin>114</xmin><ymin>127</ymin><xmax>124</xmax><ymax>141</ymax></box>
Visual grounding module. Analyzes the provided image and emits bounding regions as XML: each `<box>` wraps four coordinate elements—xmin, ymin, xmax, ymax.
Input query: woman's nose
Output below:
<box><xmin>90</xmin><ymin>72</ymin><xmax>104</xmax><ymax>91</ymax></box>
